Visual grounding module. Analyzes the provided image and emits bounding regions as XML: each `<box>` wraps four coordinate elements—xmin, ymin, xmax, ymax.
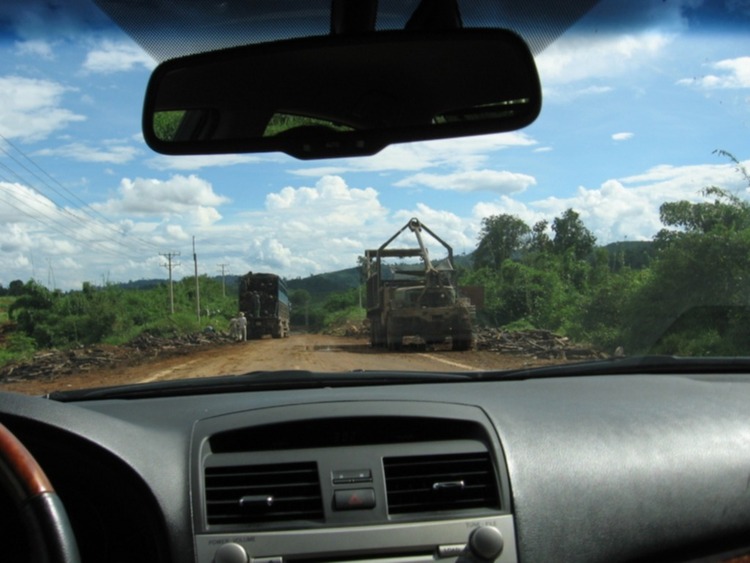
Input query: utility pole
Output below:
<box><xmin>217</xmin><ymin>263</ymin><xmax>229</xmax><ymax>297</ymax></box>
<box><xmin>193</xmin><ymin>236</ymin><xmax>201</xmax><ymax>322</ymax></box>
<box><xmin>160</xmin><ymin>251</ymin><xmax>180</xmax><ymax>314</ymax></box>
<box><xmin>47</xmin><ymin>258</ymin><xmax>56</xmax><ymax>290</ymax></box>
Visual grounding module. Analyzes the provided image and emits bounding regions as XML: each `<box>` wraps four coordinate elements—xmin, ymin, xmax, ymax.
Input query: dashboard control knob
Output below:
<box><xmin>214</xmin><ymin>542</ymin><xmax>249</xmax><ymax>563</ymax></box>
<box><xmin>469</xmin><ymin>526</ymin><xmax>504</xmax><ymax>561</ymax></box>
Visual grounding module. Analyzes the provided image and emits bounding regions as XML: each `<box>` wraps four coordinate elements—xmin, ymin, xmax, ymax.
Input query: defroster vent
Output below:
<box><xmin>384</xmin><ymin>452</ymin><xmax>499</xmax><ymax>515</ymax></box>
<box><xmin>205</xmin><ymin>462</ymin><xmax>323</xmax><ymax>526</ymax></box>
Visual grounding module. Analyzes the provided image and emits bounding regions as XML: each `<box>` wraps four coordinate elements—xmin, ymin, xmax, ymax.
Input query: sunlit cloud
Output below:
<box><xmin>0</xmin><ymin>75</ymin><xmax>85</xmax><ymax>142</ymax></box>
<box><xmin>82</xmin><ymin>40</ymin><xmax>155</xmax><ymax>74</ymax></box>
<box><xmin>94</xmin><ymin>174</ymin><xmax>229</xmax><ymax>228</ymax></box>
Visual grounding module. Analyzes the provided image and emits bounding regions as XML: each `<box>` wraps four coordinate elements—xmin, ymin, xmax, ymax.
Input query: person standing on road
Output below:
<box><xmin>238</xmin><ymin>311</ymin><xmax>248</xmax><ymax>341</ymax></box>
<box><xmin>228</xmin><ymin>316</ymin><xmax>239</xmax><ymax>341</ymax></box>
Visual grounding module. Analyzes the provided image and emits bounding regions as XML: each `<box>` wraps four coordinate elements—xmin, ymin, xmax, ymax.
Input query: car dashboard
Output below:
<box><xmin>1</xmin><ymin>373</ymin><xmax>750</xmax><ymax>563</ymax></box>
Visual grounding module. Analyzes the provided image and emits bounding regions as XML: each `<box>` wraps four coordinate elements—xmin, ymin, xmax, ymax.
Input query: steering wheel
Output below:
<box><xmin>0</xmin><ymin>422</ymin><xmax>81</xmax><ymax>563</ymax></box>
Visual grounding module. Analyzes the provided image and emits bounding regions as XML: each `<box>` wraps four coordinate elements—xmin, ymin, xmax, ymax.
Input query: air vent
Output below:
<box><xmin>384</xmin><ymin>452</ymin><xmax>499</xmax><ymax>515</ymax></box>
<box><xmin>205</xmin><ymin>462</ymin><xmax>323</xmax><ymax>526</ymax></box>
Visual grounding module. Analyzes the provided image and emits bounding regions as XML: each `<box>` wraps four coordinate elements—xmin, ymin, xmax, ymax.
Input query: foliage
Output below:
<box><xmin>552</xmin><ymin>208</ymin><xmax>596</xmax><ymax>260</ymax></box>
<box><xmin>473</xmin><ymin>214</ymin><xmax>531</xmax><ymax>269</ymax></box>
<box><xmin>1</xmin><ymin>276</ymin><xmax>238</xmax><ymax>362</ymax></box>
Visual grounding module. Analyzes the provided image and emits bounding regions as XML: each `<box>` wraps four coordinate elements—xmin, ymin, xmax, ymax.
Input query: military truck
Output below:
<box><xmin>238</xmin><ymin>272</ymin><xmax>291</xmax><ymax>339</ymax></box>
<box><xmin>364</xmin><ymin>218</ymin><xmax>475</xmax><ymax>351</ymax></box>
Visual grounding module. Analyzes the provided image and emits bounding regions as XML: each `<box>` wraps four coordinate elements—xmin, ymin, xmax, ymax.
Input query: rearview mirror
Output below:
<box><xmin>143</xmin><ymin>29</ymin><xmax>541</xmax><ymax>159</ymax></box>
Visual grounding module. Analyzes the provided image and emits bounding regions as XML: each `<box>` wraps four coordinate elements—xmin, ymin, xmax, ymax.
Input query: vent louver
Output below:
<box><xmin>205</xmin><ymin>462</ymin><xmax>323</xmax><ymax>526</ymax></box>
<box><xmin>384</xmin><ymin>452</ymin><xmax>499</xmax><ymax>515</ymax></box>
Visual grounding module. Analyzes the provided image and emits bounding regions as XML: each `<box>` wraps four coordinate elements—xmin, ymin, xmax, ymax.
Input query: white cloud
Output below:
<box><xmin>265</xmin><ymin>176</ymin><xmax>385</xmax><ymax>227</ymax></box>
<box><xmin>289</xmin><ymin>132</ymin><xmax>537</xmax><ymax>176</ymax></box>
<box><xmin>537</xmin><ymin>32</ymin><xmax>672</xmax><ymax>86</ymax></box>
<box><xmin>677</xmin><ymin>56</ymin><xmax>750</xmax><ymax>89</ymax></box>
<box><xmin>82</xmin><ymin>40</ymin><xmax>155</xmax><ymax>74</ymax></box>
<box><xmin>0</xmin><ymin>75</ymin><xmax>85</xmax><ymax>142</ymax></box>
<box><xmin>393</xmin><ymin>205</ymin><xmax>476</xmax><ymax>255</ymax></box>
<box><xmin>34</xmin><ymin>142</ymin><xmax>139</xmax><ymax>164</ymax></box>
<box><xmin>210</xmin><ymin>176</ymin><xmax>391</xmax><ymax>275</ymax></box>
<box><xmin>394</xmin><ymin>169</ymin><xmax>536</xmax><ymax>194</ymax></box>
<box><xmin>612</xmin><ymin>132</ymin><xmax>634</xmax><ymax>141</ymax></box>
<box><xmin>95</xmin><ymin>174</ymin><xmax>229</xmax><ymax>227</ymax></box>
<box><xmin>166</xmin><ymin>224</ymin><xmax>189</xmax><ymax>240</ymax></box>
<box><xmin>472</xmin><ymin>160</ymin><xmax>750</xmax><ymax>245</ymax></box>
<box><xmin>15</xmin><ymin>39</ymin><xmax>55</xmax><ymax>59</ymax></box>
<box><xmin>146</xmin><ymin>153</ymin><xmax>270</xmax><ymax>171</ymax></box>
<box><xmin>0</xmin><ymin>181</ymin><xmax>60</xmax><ymax>224</ymax></box>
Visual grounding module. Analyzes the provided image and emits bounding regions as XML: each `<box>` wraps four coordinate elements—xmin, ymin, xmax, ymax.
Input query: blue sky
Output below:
<box><xmin>1</xmin><ymin>0</ymin><xmax>749</xmax><ymax>290</ymax></box>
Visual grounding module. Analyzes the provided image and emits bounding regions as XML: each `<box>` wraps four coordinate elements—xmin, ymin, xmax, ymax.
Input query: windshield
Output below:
<box><xmin>1</xmin><ymin>0</ymin><xmax>749</xmax><ymax>395</ymax></box>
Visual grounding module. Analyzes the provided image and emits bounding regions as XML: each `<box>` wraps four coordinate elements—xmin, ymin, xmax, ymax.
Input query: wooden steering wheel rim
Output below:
<box><xmin>0</xmin><ymin>422</ymin><xmax>81</xmax><ymax>563</ymax></box>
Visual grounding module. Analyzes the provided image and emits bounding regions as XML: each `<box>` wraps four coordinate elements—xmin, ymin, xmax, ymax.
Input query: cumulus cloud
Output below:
<box><xmin>209</xmin><ymin>176</ymin><xmax>391</xmax><ymax>275</ymax></box>
<box><xmin>82</xmin><ymin>40</ymin><xmax>155</xmax><ymax>74</ymax></box>
<box><xmin>394</xmin><ymin>169</ymin><xmax>536</xmax><ymax>194</ymax></box>
<box><xmin>95</xmin><ymin>174</ymin><xmax>229</xmax><ymax>228</ymax></box>
<box><xmin>0</xmin><ymin>75</ymin><xmax>85</xmax><ymax>142</ymax></box>
<box><xmin>612</xmin><ymin>132</ymin><xmax>634</xmax><ymax>141</ymax></box>
<box><xmin>677</xmin><ymin>56</ymin><xmax>750</xmax><ymax>89</ymax></box>
<box><xmin>266</xmin><ymin>175</ymin><xmax>385</xmax><ymax>225</ymax></box>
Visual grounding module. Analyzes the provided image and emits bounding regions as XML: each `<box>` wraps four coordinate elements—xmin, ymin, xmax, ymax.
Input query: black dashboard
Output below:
<box><xmin>2</xmin><ymin>373</ymin><xmax>750</xmax><ymax>563</ymax></box>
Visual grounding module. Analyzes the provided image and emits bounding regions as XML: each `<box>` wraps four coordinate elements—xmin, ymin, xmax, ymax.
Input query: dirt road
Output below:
<box><xmin>2</xmin><ymin>333</ymin><xmax>564</xmax><ymax>395</ymax></box>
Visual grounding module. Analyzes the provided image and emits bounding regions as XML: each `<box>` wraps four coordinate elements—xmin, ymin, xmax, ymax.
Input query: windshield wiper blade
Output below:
<box><xmin>46</xmin><ymin>370</ymin><xmax>473</xmax><ymax>402</ymax></box>
<box><xmin>475</xmin><ymin>355</ymin><xmax>750</xmax><ymax>381</ymax></box>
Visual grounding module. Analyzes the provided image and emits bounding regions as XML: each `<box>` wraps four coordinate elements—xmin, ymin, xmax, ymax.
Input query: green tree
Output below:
<box><xmin>552</xmin><ymin>209</ymin><xmax>596</xmax><ymax>260</ymax></box>
<box><xmin>474</xmin><ymin>214</ymin><xmax>531</xmax><ymax>269</ymax></box>
<box><xmin>623</xmin><ymin>181</ymin><xmax>750</xmax><ymax>355</ymax></box>
<box><xmin>528</xmin><ymin>219</ymin><xmax>552</xmax><ymax>254</ymax></box>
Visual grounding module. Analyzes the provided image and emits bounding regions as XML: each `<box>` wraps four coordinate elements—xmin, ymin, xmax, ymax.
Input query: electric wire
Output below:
<box><xmin>0</xmin><ymin>137</ymin><xmax>162</xmax><ymax>257</ymax></box>
<box><xmin>0</xmin><ymin>172</ymin><xmax>146</xmax><ymax>262</ymax></box>
<box><xmin>0</xmin><ymin>134</ymin><xmax>162</xmax><ymax>253</ymax></box>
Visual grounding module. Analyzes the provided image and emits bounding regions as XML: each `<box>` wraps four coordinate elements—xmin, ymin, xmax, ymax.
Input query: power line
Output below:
<box><xmin>0</xmin><ymin>139</ymin><xmax>162</xmax><ymax>262</ymax></box>
<box><xmin>0</xmin><ymin>133</ymin><xmax>161</xmax><ymax>253</ymax></box>
<box><xmin>0</xmin><ymin>173</ymin><xmax>146</xmax><ymax>262</ymax></box>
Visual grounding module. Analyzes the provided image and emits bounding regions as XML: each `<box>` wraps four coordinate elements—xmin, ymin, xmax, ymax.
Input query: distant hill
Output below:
<box><xmin>286</xmin><ymin>267</ymin><xmax>361</xmax><ymax>297</ymax></box>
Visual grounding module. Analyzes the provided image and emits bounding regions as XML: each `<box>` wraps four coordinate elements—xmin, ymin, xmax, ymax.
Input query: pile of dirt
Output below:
<box><xmin>0</xmin><ymin>330</ymin><xmax>232</xmax><ymax>385</ymax></box>
<box><xmin>475</xmin><ymin>327</ymin><xmax>604</xmax><ymax>360</ymax></box>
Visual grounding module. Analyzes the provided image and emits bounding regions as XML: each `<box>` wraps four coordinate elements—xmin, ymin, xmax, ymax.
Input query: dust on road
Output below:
<box><xmin>1</xmin><ymin>333</ymin><xmax>563</xmax><ymax>396</ymax></box>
